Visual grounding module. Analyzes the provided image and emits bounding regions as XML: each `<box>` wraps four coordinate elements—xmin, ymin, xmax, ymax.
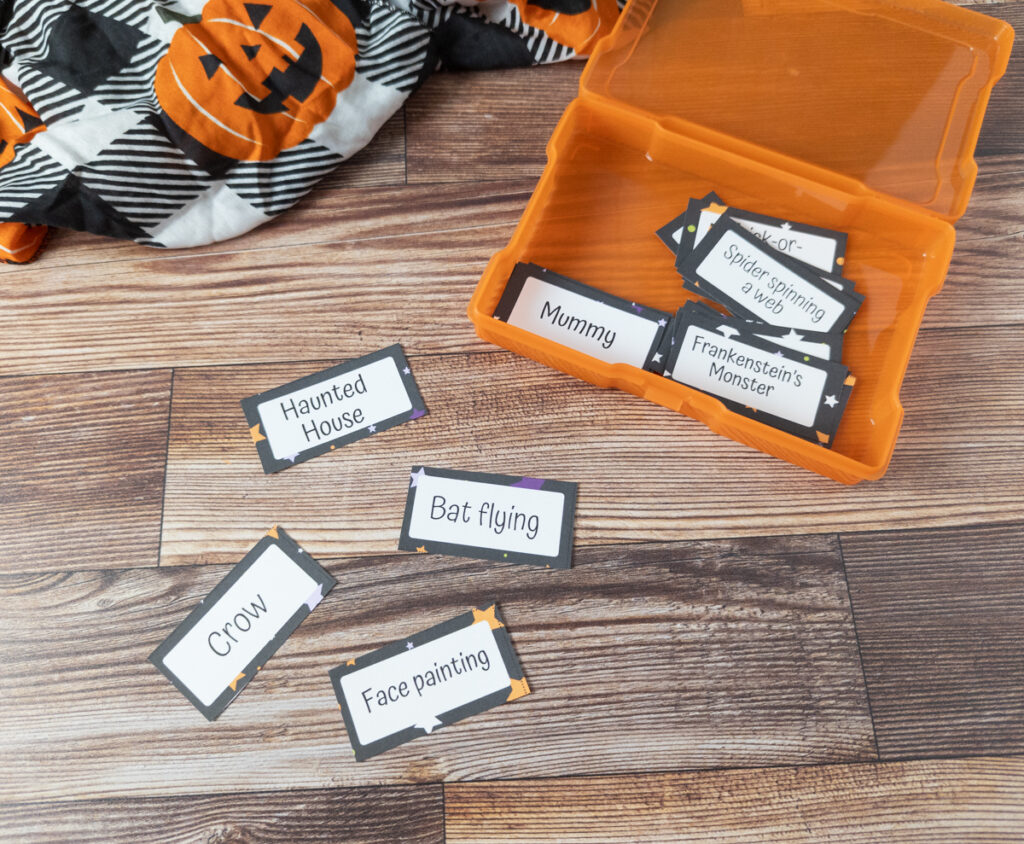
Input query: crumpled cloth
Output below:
<box><xmin>0</xmin><ymin>0</ymin><xmax>620</xmax><ymax>261</ymax></box>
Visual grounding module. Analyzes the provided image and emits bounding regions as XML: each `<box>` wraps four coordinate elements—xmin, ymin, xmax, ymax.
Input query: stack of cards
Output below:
<box><xmin>656</xmin><ymin>193</ymin><xmax>862</xmax><ymax>447</ymax></box>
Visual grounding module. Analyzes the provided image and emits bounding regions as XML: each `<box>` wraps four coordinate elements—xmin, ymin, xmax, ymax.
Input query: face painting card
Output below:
<box><xmin>665</xmin><ymin>302</ymin><xmax>855</xmax><ymax>446</ymax></box>
<box><xmin>241</xmin><ymin>344</ymin><xmax>428</xmax><ymax>474</ymax></box>
<box><xmin>492</xmin><ymin>263</ymin><xmax>671</xmax><ymax>371</ymax></box>
<box><xmin>329</xmin><ymin>602</ymin><xmax>530</xmax><ymax>761</ymax></box>
<box><xmin>676</xmin><ymin>218</ymin><xmax>863</xmax><ymax>333</ymax></box>
<box><xmin>149</xmin><ymin>527</ymin><xmax>336</xmax><ymax>721</ymax></box>
<box><xmin>655</xmin><ymin>192</ymin><xmax>723</xmax><ymax>257</ymax></box>
<box><xmin>398</xmin><ymin>466</ymin><xmax>577</xmax><ymax>568</ymax></box>
<box><xmin>685</xmin><ymin>301</ymin><xmax>844</xmax><ymax>362</ymax></box>
<box><xmin>687</xmin><ymin>202</ymin><xmax>848</xmax><ymax>274</ymax></box>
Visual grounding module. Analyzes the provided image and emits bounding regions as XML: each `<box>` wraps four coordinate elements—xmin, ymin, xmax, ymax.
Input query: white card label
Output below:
<box><xmin>695</xmin><ymin>209</ymin><xmax>840</xmax><ymax>273</ymax></box>
<box><xmin>671</xmin><ymin>325</ymin><xmax>827</xmax><ymax>426</ymax></box>
<box><xmin>504</xmin><ymin>274</ymin><xmax>661</xmax><ymax>367</ymax></box>
<box><xmin>340</xmin><ymin>620</ymin><xmax>512</xmax><ymax>745</ymax></box>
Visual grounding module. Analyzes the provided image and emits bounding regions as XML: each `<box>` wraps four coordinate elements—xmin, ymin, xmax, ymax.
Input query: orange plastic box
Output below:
<box><xmin>468</xmin><ymin>0</ymin><xmax>1013</xmax><ymax>484</ymax></box>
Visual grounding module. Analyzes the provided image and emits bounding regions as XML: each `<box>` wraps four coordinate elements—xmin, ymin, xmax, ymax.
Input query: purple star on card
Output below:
<box><xmin>305</xmin><ymin>585</ymin><xmax>324</xmax><ymax>612</ymax></box>
<box><xmin>285</xmin><ymin>454</ymin><xmax>298</xmax><ymax>463</ymax></box>
<box><xmin>631</xmin><ymin>302</ymin><xmax>643</xmax><ymax>314</ymax></box>
<box><xmin>511</xmin><ymin>477</ymin><xmax>545</xmax><ymax>490</ymax></box>
<box><xmin>410</xmin><ymin>467</ymin><xmax>426</xmax><ymax>487</ymax></box>
<box><xmin>410</xmin><ymin>408</ymin><xmax>426</xmax><ymax>420</ymax></box>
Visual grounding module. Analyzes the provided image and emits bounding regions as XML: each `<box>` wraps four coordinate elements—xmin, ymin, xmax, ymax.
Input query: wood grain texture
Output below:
<box><xmin>0</xmin><ymin>110</ymin><xmax>408</xmax><ymax>274</ymax></box>
<box><xmin>0</xmin><ymin>785</ymin><xmax>442</xmax><ymax>843</ymax></box>
<box><xmin>970</xmin><ymin>4</ymin><xmax>1024</xmax><ymax>159</ymax></box>
<box><xmin>0</xmin><ymin>370</ymin><xmax>170</xmax><ymax>574</ymax></box>
<box><xmin>445</xmin><ymin>757</ymin><xmax>1024</xmax><ymax>843</ymax></box>
<box><xmin>841</xmin><ymin>522</ymin><xmax>1024</xmax><ymax>759</ymax></box>
<box><xmin>0</xmin><ymin>535</ymin><xmax>872</xmax><ymax>801</ymax></box>
<box><xmin>405</xmin><ymin>63</ymin><xmax>581</xmax><ymax>184</ymax></box>
<box><xmin>160</xmin><ymin>322</ymin><xmax>1023</xmax><ymax>565</ymax></box>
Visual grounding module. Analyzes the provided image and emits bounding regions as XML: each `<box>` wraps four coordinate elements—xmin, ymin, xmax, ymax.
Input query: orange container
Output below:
<box><xmin>468</xmin><ymin>0</ymin><xmax>1013</xmax><ymax>484</ymax></box>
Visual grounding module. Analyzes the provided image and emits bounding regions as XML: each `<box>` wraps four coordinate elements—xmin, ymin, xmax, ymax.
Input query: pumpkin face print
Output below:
<box><xmin>156</xmin><ymin>0</ymin><xmax>357</xmax><ymax>161</ymax></box>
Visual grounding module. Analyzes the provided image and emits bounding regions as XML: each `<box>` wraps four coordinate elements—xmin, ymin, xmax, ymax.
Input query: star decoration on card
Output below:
<box><xmin>405</xmin><ymin>641</ymin><xmax>414</xmax><ymax>650</ymax></box>
<box><xmin>652</xmin><ymin>353</ymin><xmax>663</xmax><ymax>363</ymax></box>
<box><xmin>824</xmin><ymin>394</ymin><xmax>839</xmax><ymax>408</ymax></box>
<box><xmin>410</xmin><ymin>468</ymin><xmax>426</xmax><ymax>487</ymax></box>
<box><xmin>782</xmin><ymin>328</ymin><xmax>804</xmax><ymax>342</ymax></box>
<box><xmin>416</xmin><ymin>546</ymin><xmax>427</xmax><ymax>553</ymax></box>
<box><xmin>368</xmin><ymin>424</ymin><xmax>377</xmax><ymax>433</ymax></box>
<box><xmin>781</xmin><ymin>222</ymin><xmax>792</xmax><ymax>231</ymax></box>
<box><xmin>285</xmin><ymin>453</ymin><xmax>298</xmax><ymax>463</ymax></box>
<box><xmin>658</xmin><ymin>318</ymin><xmax>667</xmax><ymax>327</ymax></box>
<box><xmin>775</xmin><ymin>351</ymin><xmax>785</xmax><ymax>357</ymax></box>
<box><xmin>716</xmin><ymin>325</ymin><xmax>740</xmax><ymax>339</ymax></box>
<box><xmin>403</xmin><ymin>367</ymin><xmax>411</xmax><ymax>375</ymax></box>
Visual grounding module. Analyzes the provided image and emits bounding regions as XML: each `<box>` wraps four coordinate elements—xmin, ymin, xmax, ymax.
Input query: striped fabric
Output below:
<box><xmin>0</xmin><ymin>0</ymin><xmax>621</xmax><ymax>258</ymax></box>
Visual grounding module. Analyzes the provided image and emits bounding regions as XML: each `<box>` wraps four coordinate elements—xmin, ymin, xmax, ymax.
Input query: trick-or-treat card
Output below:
<box><xmin>149</xmin><ymin>527</ymin><xmax>336</xmax><ymax>720</ymax></box>
<box><xmin>493</xmin><ymin>262</ymin><xmax>670</xmax><ymax>371</ymax></box>
<box><xmin>241</xmin><ymin>344</ymin><xmax>427</xmax><ymax>473</ymax></box>
<box><xmin>329</xmin><ymin>603</ymin><xmax>530</xmax><ymax>761</ymax></box>
<box><xmin>398</xmin><ymin>466</ymin><xmax>577</xmax><ymax>568</ymax></box>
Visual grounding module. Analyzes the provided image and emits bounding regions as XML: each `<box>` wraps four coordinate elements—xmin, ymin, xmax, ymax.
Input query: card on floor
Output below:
<box><xmin>329</xmin><ymin>602</ymin><xmax>530</xmax><ymax>761</ymax></box>
<box><xmin>492</xmin><ymin>262</ymin><xmax>670</xmax><ymax>371</ymax></box>
<box><xmin>398</xmin><ymin>465</ymin><xmax>577</xmax><ymax>568</ymax></box>
<box><xmin>655</xmin><ymin>191</ymin><xmax>722</xmax><ymax>256</ymax></box>
<box><xmin>684</xmin><ymin>200</ymin><xmax>847</xmax><ymax>274</ymax></box>
<box><xmin>665</xmin><ymin>302</ymin><xmax>854</xmax><ymax>445</ymax></box>
<box><xmin>676</xmin><ymin>218</ymin><xmax>863</xmax><ymax>333</ymax></box>
<box><xmin>685</xmin><ymin>301</ymin><xmax>844</xmax><ymax>362</ymax></box>
<box><xmin>241</xmin><ymin>344</ymin><xmax>428</xmax><ymax>473</ymax></box>
<box><xmin>149</xmin><ymin>527</ymin><xmax>336</xmax><ymax>720</ymax></box>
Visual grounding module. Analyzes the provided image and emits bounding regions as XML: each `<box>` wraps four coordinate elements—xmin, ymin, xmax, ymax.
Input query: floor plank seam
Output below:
<box><xmin>836</xmin><ymin>532</ymin><xmax>882</xmax><ymax>762</ymax></box>
<box><xmin>155</xmin><ymin>369</ymin><xmax>175</xmax><ymax>569</ymax></box>
<box><xmin>837</xmin><ymin>517</ymin><xmax>1024</xmax><ymax>543</ymax></box>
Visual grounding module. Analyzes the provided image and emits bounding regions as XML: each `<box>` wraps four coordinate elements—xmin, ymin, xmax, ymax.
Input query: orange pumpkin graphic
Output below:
<box><xmin>0</xmin><ymin>77</ymin><xmax>44</xmax><ymax>169</ymax></box>
<box><xmin>155</xmin><ymin>0</ymin><xmax>357</xmax><ymax>161</ymax></box>
<box><xmin>508</xmin><ymin>0</ymin><xmax>617</xmax><ymax>54</ymax></box>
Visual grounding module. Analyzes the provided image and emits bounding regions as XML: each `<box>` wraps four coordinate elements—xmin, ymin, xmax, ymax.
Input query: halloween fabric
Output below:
<box><xmin>0</xmin><ymin>0</ymin><xmax>622</xmax><ymax>261</ymax></box>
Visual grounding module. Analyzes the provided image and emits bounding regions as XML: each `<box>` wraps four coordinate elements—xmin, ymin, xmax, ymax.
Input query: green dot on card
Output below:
<box><xmin>687</xmin><ymin>225</ymin><xmax>696</xmax><ymax>232</ymax></box>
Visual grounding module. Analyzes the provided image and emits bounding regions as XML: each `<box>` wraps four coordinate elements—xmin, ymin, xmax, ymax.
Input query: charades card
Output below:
<box><xmin>398</xmin><ymin>466</ymin><xmax>577</xmax><ymax>568</ymax></box>
<box><xmin>685</xmin><ymin>301</ymin><xmax>844</xmax><ymax>362</ymax></box>
<box><xmin>665</xmin><ymin>302</ymin><xmax>855</xmax><ymax>446</ymax></box>
<box><xmin>677</xmin><ymin>218</ymin><xmax>863</xmax><ymax>333</ymax></box>
<box><xmin>241</xmin><ymin>344</ymin><xmax>427</xmax><ymax>473</ymax></box>
<box><xmin>675</xmin><ymin>196</ymin><xmax>847</xmax><ymax>274</ymax></box>
<box><xmin>655</xmin><ymin>191</ymin><xmax>722</xmax><ymax>255</ymax></box>
<box><xmin>149</xmin><ymin>528</ymin><xmax>336</xmax><ymax>720</ymax></box>
<box><xmin>330</xmin><ymin>603</ymin><xmax>530</xmax><ymax>761</ymax></box>
<box><xmin>492</xmin><ymin>262</ymin><xmax>670</xmax><ymax>371</ymax></box>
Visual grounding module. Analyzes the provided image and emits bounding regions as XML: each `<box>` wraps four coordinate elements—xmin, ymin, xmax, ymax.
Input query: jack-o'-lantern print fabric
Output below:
<box><xmin>0</xmin><ymin>0</ymin><xmax>622</xmax><ymax>259</ymax></box>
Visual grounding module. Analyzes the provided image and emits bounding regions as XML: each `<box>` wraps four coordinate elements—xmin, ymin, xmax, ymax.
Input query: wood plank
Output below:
<box><xmin>0</xmin><ymin>535</ymin><xmax>872</xmax><ymax>800</ymax></box>
<box><xmin>405</xmin><ymin>63</ymin><xmax>581</xmax><ymax>184</ymax></box>
<box><xmin>0</xmin><ymin>784</ymin><xmax>442</xmax><ymax>843</ymax></box>
<box><xmin>841</xmin><ymin>522</ymin><xmax>1024</xmax><ymax>759</ymax></box>
<box><xmin>970</xmin><ymin>4</ymin><xmax>1024</xmax><ymax>159</ymax></box>
<box><xmin>0</xmin><ymin>370</ymin><xmax>170</xmax><ymax>574</ymax></box>
<box><xmin>444</xmin><ymin>757</ymin><xmax>1024</xmax><ymax>843</ymax></box>
<box><xmin>0</xmin><ymin>110</ymin><xmax>408</xmax><ymax>273</ymax></box>
<box><xmin>0</xmin><ymin>223</ymin><xmax>512</xmax><ymax>377</ymax></box>
<box><xmin>161</xmin><ymin>323</ymin><xmax>1023</xmax><ymax>565</ymax></box>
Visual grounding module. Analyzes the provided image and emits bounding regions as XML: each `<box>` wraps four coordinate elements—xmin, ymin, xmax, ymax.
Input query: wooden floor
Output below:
<box><xmin>2</xmin><ymin>3</ymin><xmax>1023</xmax><ymax>840</ymax></box>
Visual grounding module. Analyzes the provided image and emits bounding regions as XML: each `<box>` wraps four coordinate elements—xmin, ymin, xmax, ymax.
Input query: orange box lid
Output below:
<box><xmin>579</xmin><ymin>0</ymin><xmax>1014</xmax><ymax>221</ymax></box>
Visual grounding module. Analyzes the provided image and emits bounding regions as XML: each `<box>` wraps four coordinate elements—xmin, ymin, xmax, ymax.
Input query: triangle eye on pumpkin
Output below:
<box><xmin>241</xmin><ymin>43</ymin><xmax>262</xmax><ymax>60</ymax></box>
<box><xmin>244</xmin><ymin>3</ymin><xmax>272</xmax><ymax>29</ymax></box>
<box><xmin>199</xmin><ymin>53</ymin><xmax>223</xmax><ymax>79</ymax></box>
<box><xmin>16</xmin><ymin>108</ymin><xmax>44</xmax><ymax>133</ymax></box>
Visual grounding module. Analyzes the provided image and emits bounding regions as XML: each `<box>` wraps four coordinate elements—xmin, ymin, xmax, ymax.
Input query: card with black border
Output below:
<box><xmin>493</xmin><ymin>262</ymin><xmax>670</xmax><ymax>372</ymax></box>
<box><xmin>655</xmin><ymin>191</ymin><xmax>722</xmax><ymax>257</ymax></box>
<box><xmin>149</xmin><ymin>527</ymin><xmax>336</xmax><ymax>721</ymax></box>
<box><xmin>685</xmin><ymin>301</ymin><xmax>844</xmax><ymax>362</ymax></box>
<box><xmin>241</xmin><ymin>344</ymin><xmax>427</xmax><ymax>474</ymax></box>
<box><xmin>665</xmin><ymin>302</ymin><xmax>855</xmax><ymax>446</ymax></box>
<box><xmin>677</xmin><ymin>218</ymin><xmax>863</xmax><ymax>333</ymax></box>
<box><xmin>329</xmin><ymin>602</ymin><xmax>530</xmax><ymax>761</ymax></box>
<box><xmin>680</xmin><ymin>198</ymin><xmax>847</xmax><ymax>274</ymax></box>
<box><xmin>398</xmin><ymin>465</ymin><xmax>577</xmax><ymax>568</ymax></box>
